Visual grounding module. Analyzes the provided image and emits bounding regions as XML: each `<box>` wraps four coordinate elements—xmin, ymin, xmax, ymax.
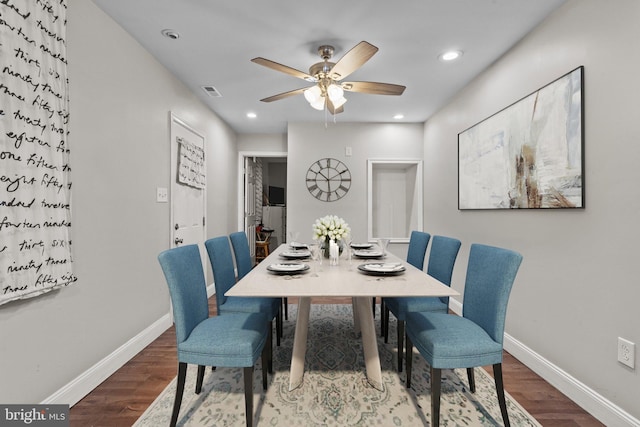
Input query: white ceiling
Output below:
<box><xmin>92</xmin><ymin>0</ymin><xmax>566</xmax><ymax>134</ymax></box>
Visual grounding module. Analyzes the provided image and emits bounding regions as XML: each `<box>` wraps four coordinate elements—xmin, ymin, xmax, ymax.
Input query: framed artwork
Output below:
<box><xmin>458</xmin><ymin>66</ymin><xmax>584</xmax><ymax>210</ymax></box>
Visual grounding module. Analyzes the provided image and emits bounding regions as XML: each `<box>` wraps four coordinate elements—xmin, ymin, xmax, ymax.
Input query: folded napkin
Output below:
<box><xmin>366</xmin><ymin>263</ymin><xmax>403</xmax><ymax>272</ymax></box>
<box><xmin>271</xmin><ymin>263</ymin><xmax>304</xmax><ymax>271</ymax></box>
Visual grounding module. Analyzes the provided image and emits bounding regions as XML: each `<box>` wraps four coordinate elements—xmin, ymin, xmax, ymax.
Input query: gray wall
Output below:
<box><xmin>423</xmin><ymin>0</ymin><xmax>639</xmax><ymax>420</ymax></box>
<box><xmin>287</xmin><ymin>122</ymin><xmax>424</xmax><ymax>254</ymax></box>
<box><xmin>0</xmin><ymin>0</ymin><xmax>238</xmax><ymax>403</ymax></box>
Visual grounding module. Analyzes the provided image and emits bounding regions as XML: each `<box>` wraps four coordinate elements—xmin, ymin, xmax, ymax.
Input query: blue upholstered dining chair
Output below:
<box><xmin>205</xmin><ymin>235</ymin><xmax>282</xmax><ymax>346</ymax></box>
<box><xmin>158</xmin><ymin>244</ymin><xmax>271</xmax><ymax>427</ymax></box>
<box><xmin>230</xmin><ymin>230</ymin><xmax>289</xmax><ymax>323</ymax></box>
<box><xmin>383</xmin><ymin>235</ymin><xmax>461</xmax><ymax>372</ymax></box>
<box><xmin>405</xmin><ymin>243</ymin><xmax>523</xmax><ymax>427</ymax></box>
<box><xmin>379</xmin><ymin>230</ymin><xmax>431</xmax><ymax>336</ymax></box>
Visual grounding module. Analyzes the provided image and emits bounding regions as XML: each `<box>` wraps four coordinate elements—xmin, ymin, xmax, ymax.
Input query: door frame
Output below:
<box><xmin>237</xmin><ymin>151</ymin><xmax>287</xmax><ymax>232</ymax></box>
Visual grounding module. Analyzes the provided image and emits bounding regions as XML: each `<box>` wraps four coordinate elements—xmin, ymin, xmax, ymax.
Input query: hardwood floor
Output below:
<box><xmin>70</xmin><ymin>297</ymin><xmax>604</xmax><ymax>426</ymax></box>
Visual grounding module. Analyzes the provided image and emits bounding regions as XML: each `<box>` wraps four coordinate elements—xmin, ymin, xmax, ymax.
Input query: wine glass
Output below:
<box><xmin>342</xmin><ymin>234</ymin><xmax>353</xmax><ymax>265</ymax></box>
<box><xmin>377</xmin><ymin>238</ymin><xmax>390</xmax><ymax>256</ymax></box>
<box><xmin>288</xmin><ymin>231</ymin><xmax>299</xmax><ymax>246</ymax></box>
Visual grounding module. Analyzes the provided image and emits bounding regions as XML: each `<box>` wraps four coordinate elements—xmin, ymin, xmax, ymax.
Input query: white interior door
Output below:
<box><xmin>244</xmin><ymin>157</ymin><xmax>257</xmax><ymax>258</ymax></box>
<box><xmin>170</xmin><ymin>114</ymin><xmax>207</xmax><ymax>269</ymax></box>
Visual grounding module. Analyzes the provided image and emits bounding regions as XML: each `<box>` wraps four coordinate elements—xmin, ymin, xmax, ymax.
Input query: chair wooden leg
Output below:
<box><xmin>170</xmin><ymin>362</ymin><xmax>187</xmax><ymax>427</ymax></box>
<box><xmin>261</xmin><ymin>342</ymin><xmax>268</xmax><ymax>390</ymax></box>
<box><xmin>405</xmin><ymin>334</ymin><xmax>413</xmax><ymax>388</ymax></box>
<box><xmin>493</xmin><ymin>363</ymin><xmax>511</xmax><ymax>427</ymax></box>
<box><xmin>266</xmin><ymin>326</ymin><xmax>273</xmax><ymax>374</ymax></box>
<box><xmin>383</xmin><ymin>306</ymin><xmax>390</xmax><ymax>343</ymax></box>
<box><xmin>431</xmin><ymin>367</ymin><xmax>442</xmax><ymax>427</ymax></box>
<box><xmin>244</xmin><ymin>366</ymin><xmax>254</xmax><ymax>427</ymax></box>
<box><xmin>276</xmin><ymin>310</ymin><xmax>282</xmax><ymax>346</ymax></box>
<box><xmin>195</xmin><ymin>365</ymin><xmax>205</xmax><ymax>394</ymax></box>
<box><xmin>397</xmin><ymin>320</ymin><xmax>405</xmax><ymax>373</ymax></box>
<box><xmin>372</xmin><ymin>297</ymin><xmax>376</xmax><ymax>318</ymax></box>
<box><xmin>283</xmin><ymin>297</ymin><xmax>288</xmax><ymax>320</ymax></box>
<box><xmin>467</xmin><ymin>367</ymin><xmax>476</xmax><ymax>393</ymax></box>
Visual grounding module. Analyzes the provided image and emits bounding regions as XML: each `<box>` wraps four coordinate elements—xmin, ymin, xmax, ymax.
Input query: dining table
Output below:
<box><xmin>225</xmin><ymin>242</ymin><xmax>459</xmax><ymax>392</ymax></box>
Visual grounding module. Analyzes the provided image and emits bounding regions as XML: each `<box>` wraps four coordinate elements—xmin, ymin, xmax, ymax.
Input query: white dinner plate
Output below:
<box><xmin>267</xmin><ymin>262</ymin><xmax>310</xmax><ymax>274</ymax></box>
<box><xmin>350</xmin><ymin>242</ymin><xmax>373</xmax><ymax>249</ymax></box>
<box><xmin>280</xmin><ymin>250</ymin><xmax>311</xmax><ymax>259</ymax></box>
<box><xmin>353</xmin><ymin>249</ymin><xmax>385</xmax><ymax>259</ymax></box>
<box><xmin>357</xmin><ymin>263</ymin><xmax>406</xmax><ymax>276</ymax></box>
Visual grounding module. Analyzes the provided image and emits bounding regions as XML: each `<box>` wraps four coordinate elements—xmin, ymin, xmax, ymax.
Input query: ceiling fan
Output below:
<box><xmin>251</xmin><ymin>41</ymin><xmax>406</xmax><ymax>115</ymax></box>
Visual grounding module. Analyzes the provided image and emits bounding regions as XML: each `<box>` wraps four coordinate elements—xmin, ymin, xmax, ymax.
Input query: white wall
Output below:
<box><xmin>287</xmin><ymin>122</ymin><xmax>424</xmax><ymax>255</ymax></box>
<box><xmin>0</xmin><ymin>0</ymin><xmax>237</xmax><ymax>404</ymax></box>
<box><xmin>423</xmin><ymin>0</ymin><xmax>639</xmax><ymax>422</ymax></box>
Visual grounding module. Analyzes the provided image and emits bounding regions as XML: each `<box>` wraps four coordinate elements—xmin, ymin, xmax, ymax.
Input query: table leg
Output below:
<box><xmin>289</xmin><ymin>296</ymin><xmax>311</xmax><ymax>391</ymax></box>
<box><xmin>354</xmin><ymin>296</ymin><xmax>384</xmax><ymax>391</ymax></box>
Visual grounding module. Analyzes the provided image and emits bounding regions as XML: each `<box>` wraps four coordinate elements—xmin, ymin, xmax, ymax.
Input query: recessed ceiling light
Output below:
<box><xmin>161</xmin><ymin>29</ymin><xmax>180</xmax><ymax>40</ymax></box>
<box><xmin>439</xmin><ymin>50</ymin><xmax>463</xmax><ymax>62</ymax></box>
<box><xmin>246</xmin><ymin>112</ymin><xmax>257</xmax><ymax>119</ymax></box>
<box><xmin>393</xmin><ymin>114</ymin><xmax>404</xmax><ymax>120</ymax></box>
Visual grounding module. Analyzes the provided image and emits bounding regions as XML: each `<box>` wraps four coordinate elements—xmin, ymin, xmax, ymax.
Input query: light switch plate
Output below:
<box><xmin>156</xmin><ymin>187</ymin><xmax>168</xmax><ymax>203</ymax></box>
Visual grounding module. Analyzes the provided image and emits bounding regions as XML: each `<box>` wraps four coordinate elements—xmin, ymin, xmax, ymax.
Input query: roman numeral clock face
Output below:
<box><xmin>306</xmin><ymin>158</ymin><xmax>351</xmax><ymax>202</ymax></box>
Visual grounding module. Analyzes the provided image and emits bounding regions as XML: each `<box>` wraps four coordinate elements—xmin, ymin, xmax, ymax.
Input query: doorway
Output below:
<box><xmin>237</xmin><ymin>152</ymin><xmax>287</xmax><ymax>257</ymax></box>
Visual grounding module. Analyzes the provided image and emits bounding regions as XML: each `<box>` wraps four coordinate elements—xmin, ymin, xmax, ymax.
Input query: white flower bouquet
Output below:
<box><xmin>312</xmin><ymin>214</ymin><xmax>350</xmax><ymax>242</ymax></box>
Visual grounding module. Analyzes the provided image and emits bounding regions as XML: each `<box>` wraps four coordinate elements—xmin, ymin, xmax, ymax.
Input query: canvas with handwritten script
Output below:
<box><xmin>0</xmin><ymin>1</ymin><xmax>76</xmax><ymax>305</ymax></box>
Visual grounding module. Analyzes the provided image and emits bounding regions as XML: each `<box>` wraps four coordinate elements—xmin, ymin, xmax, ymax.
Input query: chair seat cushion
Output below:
<box><xmin>220</xmin><ymin>296</ymin><xmax>280</xmax><ymax>318</ymax></box>
<box><xmin>384</xmin><ymin>296</ymin><xmax>448</xmax><ymax>321</ymax></box>
<box><xmin>406</xmin><ymin>311</ymin><xmax>503</xmax><ymax>369</ymax></box>
<box><xmin>177</xmin><ymin>312</ymin><xmax>268</xmax><ymax>367</ymax></box>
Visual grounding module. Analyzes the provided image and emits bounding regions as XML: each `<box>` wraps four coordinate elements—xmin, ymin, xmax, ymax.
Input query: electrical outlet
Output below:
<box><xmin>618</xmin><ymin>337</ymin><xmax>635</xmax><ymax>369</ymax></box>
<box><xmin>156</xmin><ymin>187</ymin><xmax>168</xmax><ymax>203</ymax></box>
<box><xmin>345</xmin><ymin>146</ymin><xmax>352</xmax><ymax>156</ymax></box>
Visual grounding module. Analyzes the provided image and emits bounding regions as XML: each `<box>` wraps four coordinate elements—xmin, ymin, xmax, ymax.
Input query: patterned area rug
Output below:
<box><xmin>134</xmin><ymin>304</ymin><xmax>540</xmax><ymax>426</ymax></box>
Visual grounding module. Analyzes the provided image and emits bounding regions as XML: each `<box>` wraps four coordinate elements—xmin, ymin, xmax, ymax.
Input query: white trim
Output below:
<box><xmin>448</xmin><ymin>298</ymin><xmax>640</xmax><ymax>427</ymax></box>
<box><xmin>42</xmin><ymin>313</ymin><xmax>173</xmax><ymax>406</ymax></box>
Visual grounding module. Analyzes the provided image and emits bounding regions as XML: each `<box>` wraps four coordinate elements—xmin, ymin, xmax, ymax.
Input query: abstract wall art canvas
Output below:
<box><xmin>458</xmin><ymin>66</ymin><xmax>584</xmax><ymax>210</ymax></box>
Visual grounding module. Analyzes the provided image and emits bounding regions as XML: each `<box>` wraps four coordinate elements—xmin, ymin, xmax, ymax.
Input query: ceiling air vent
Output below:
<box><xmin>201</xmin><ymin>86</ymin><xmax>222</xmax><ymax>97</ymax></box>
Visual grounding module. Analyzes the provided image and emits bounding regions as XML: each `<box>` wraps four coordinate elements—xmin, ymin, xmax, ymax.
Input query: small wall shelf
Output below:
<box><xmin>367</xmin><ymin>159</ymin><xmax>423</xmax><ymax>243</ymax></box>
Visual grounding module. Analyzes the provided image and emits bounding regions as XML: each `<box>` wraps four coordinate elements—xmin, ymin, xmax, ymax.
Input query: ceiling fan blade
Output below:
<box><xmin>251</xmin><ymin>57</ymin><xmax>315</xmax><ymax>81</ymax></box>
<box><xmin>341</xmin><ymin>81</ymin><xmax>406</xmax><ymax>95</ymax></box>
<box><xmin>260</xmin><ymin>87</ymin><xmax>309</xmax><ymax>102</ymax></box>
<box><xmin>329</xmin><ymin>41</ymin><xmax>379</xmax><ymax>81</ymax></box>
<box><xmin>327</xmin><ymin>98</ymin><xmax>345</xmax><ymax>115</ymax></box>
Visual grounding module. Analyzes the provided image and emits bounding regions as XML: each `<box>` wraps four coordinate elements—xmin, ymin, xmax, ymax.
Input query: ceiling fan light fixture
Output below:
<box><xmin>304</xmin><ymin>85</ymin><xmax>322</xmax><ymax>103</ymax></box>
<box><xmin>310</xmin><ymin>97</ymin><xmax>326</xmax><ymax>111</ymax></box>
<box><xmin>332</xmin><ymin>96</ymin><xmax>347</xmax><ymax>109</ymax></box>
<box><xmin>327</xmin><ymin>84</ymin><xmax>344</xmax><ymax>102</ymax></box>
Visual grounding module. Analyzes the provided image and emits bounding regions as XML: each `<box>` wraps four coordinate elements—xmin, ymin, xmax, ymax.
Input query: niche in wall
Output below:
<box><xmin>367</xmin><ymin>160</ymin><xmax>423</xmax><ymax>243</ymax></box>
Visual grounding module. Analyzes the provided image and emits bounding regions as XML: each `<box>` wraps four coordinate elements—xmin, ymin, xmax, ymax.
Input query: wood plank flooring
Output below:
<box><xmin>70</xmin><ymin>297</ymin><xmax>604</xmax><ymax>426</ymax></box>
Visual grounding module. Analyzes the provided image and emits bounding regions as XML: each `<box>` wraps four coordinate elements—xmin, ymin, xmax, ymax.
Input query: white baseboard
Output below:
<box><xmin>42</xmin><ymin>283</ymin><xmax>216</xmax><ymax>407</ymax></box>
<box><xmin>448</xmin><ymin>299</ymin><xmax>640</xmax><ymax>427</ymax></box>
<box><xmin>42</xmin><ymin>313</ymin><xmax>173</xmax><ymax>406</ymax></box>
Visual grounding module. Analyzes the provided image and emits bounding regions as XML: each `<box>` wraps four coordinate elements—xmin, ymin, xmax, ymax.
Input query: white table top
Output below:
<box><xmin>226</xmin><ymin>243</ymin><xmax>459</xmax><ymax>298</ymax></box>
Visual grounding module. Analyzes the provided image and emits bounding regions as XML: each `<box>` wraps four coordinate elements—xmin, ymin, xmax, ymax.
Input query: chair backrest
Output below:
<box><xmin>427</xmin><ymin>235</ymin><xmax>462</xmax><ymax>303</ymax></box>
<box><xmin>406</xmin><ymin>230</ymin><xmax>431</xmax><ymax>270</ymax></box>
<box><xmin>229</xmin><ymin>231</ymin><xmax>252</xmax><ymax>279</ymax></box>
<box><xmin>463</xmin><ymin>243</ymin><xmax>523</xmax><ymax>345</ymax></box>
<box><xmin>204</xmin><ymin>236</ymin><xmax>237</xmax><ymax>311</ymax></box>
<box><xmin>158</xmin><ymin>245</ymin><xmax>209</xmax><ymax>345</ymax></box>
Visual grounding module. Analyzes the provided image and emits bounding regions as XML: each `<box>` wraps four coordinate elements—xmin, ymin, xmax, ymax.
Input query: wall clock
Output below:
<box><xmin>306</xmin><ymin>158</ymin><xmax>351</xmax><ymax>202</ymax></box>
